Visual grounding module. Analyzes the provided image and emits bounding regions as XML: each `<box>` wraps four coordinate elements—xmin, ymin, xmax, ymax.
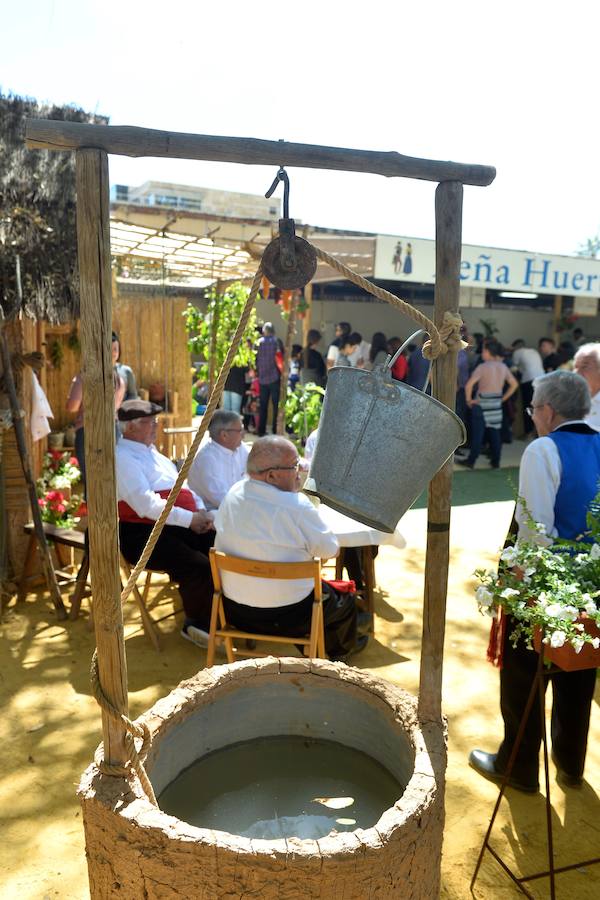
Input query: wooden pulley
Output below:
<box><xmin>263</xmin><ymin>167</ymin><xmax>317</xmax><ymax>289</ymax></box>
<box><xmin>261</xmin><ymin>227</ymin><xmax>317</xmax><ymax>290</ymax></box>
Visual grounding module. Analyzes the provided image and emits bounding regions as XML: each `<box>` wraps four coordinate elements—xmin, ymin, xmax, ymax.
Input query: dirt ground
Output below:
<box><xmin>2</xmin><ymin>499</ymin><xmax>600</xmax><ymax>899</ymax></box>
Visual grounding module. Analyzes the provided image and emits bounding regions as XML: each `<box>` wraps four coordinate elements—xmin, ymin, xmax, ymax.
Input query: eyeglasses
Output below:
<box><xmin>257</xmin><ymin>460</ymin><xmax>301</xmax><ymax>473</ymax></box>
<box><xmin>526</xmin><ymin>404</ymin><xmax>545</xmax><ymax>417</ymax></box>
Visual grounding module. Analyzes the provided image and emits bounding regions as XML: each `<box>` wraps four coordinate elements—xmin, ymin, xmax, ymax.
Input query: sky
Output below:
<box><xmin>2</xmin><ymin>0</ymin><xmax>599</xmax><ymax>257</ymax></box>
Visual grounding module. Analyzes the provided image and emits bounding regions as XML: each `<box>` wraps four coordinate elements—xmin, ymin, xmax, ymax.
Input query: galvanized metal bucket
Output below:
<box><xmin>304</xmin><ymin>331</ymin><xmax>466</xmax><ymax>532</ymax></box>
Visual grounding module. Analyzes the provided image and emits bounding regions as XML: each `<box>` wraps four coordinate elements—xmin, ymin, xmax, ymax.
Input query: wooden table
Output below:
<box><xmin>316</xmin><ymin>503</ymin><xmax>406</xmax><ymax>624</ymax></box>
<box><xmin>17</xmin><ymin>522</ymin><xmax>161</xmax><ymax>650</ymax></box>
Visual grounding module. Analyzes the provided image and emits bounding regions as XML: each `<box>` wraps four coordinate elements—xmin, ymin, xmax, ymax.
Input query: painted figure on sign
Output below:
<box><xmin>403</xmin><ymin>242</ymin><xmax>413</xmax><ymax>275</ymax></box>
<box><xmin>392</xmin><ymin>241</ymin><xmax>402</xmax><ymax>273</ymax></box>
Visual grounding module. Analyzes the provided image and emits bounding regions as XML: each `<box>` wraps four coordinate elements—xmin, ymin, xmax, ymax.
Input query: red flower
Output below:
<box><xmin>38</xmin><ymin>498</ymin><xmax>46</xmax><ymax>507</ymax></box>
<box><xmin>49</xmin><ymin>450</ymin><xmax>64</xmax><ymax>461</ymax></box>
<box><xmin>56</xmin><ymin>503</ymin><xmax>66</xmax><ymax>514</ymax></box>
<box><xmin>76</xmin><ymin>502</ymin><xmax>88</xmax><ymax>517</ymax></box>
<box><xmin>69</xmin><ymin>457</ymin><xmax>79</xmax><ymax>467</ymax></box>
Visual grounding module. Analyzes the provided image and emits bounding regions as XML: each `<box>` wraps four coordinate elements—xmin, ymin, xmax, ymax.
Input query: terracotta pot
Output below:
<box><xmin>534</xmin><ymin>614</ymin><xmax>600</xmax><ymax>671</ymax></box>
<box><xmin>148</xmin><ymin>382</ymin><xmax>166</xmax><ymax>405</ymax></box>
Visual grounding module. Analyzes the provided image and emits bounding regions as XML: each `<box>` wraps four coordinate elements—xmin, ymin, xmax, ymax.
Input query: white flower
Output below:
<box><xmin>545</xmin><ymin>603</ymin><xmax>566</xmax><ymax>618</ymax></box>
<box><xmin>550</xmin><ymin>630</ymin><xmax>567</xmax><ymax>648</ymax></box>
<box><xmin>538</xmin><ymin>592</ymin><xmax>548</xmax><ymax>607</ymax></box>
<box><xmin>475</xmin><ymin>586</ymin><xmax>494</xmax><ymax>608</ymax></box>
<box><xmin>590</xmin><ymin>543</ymin><xmax>600</xmax><ymax>560</ymax></box>
<box><xmin>500</xmin><ymin>588</ymin><xmax>520</xmax><ymax>600</ymax></box>
<box><xmin>562</xmin><ymin>605</ymin><xmax>580</xmax><ymax>622</ymax></box>
<box><xmin>584</xmin><ymin>601</ymin><xmax>598</xmax><ymax>615</ymax></box>
<box><xmin>500</xmin><ymin>546</ymin><xmax>519</xmax><ymax>566</ymax></box>
<box><xmin>592</xmin><ymin>638</ymin><xmax>600</xmax><ymax>650</ymax></box>
<box><xmin>571</xmin><ymin>637</ymin><xmax>585</xmax><ymax>654</ymax></box>
<box><xmin>574</xmin><ymin>623</ymin><xmax>585</xmax><ymax>632</ymax></box>
<box><xmin>535</xmin><ymin>522</ymin><xmax>547</xmax><ymax>535</ymax></box>
<box><xmin>522</xmin><ymin>567</ymin><xmax>536</xmax><ymax>583</ymax></box>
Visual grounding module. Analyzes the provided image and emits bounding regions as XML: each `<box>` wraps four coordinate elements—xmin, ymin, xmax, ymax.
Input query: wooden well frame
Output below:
<box><xmin>25</xmin><ymin>118</ymin><xmax>495</xmax><ymax>769</ymax></box>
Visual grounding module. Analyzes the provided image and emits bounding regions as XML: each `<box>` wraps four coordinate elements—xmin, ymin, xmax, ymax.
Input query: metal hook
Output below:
<box><xmin>265</xmin><ymin>167</ymin><xmax>290</xmax><ymax>219</ymax></box>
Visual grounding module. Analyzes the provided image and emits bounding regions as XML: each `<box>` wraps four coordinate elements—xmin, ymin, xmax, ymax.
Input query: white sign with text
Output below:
<box><xmin>375</xmin><ymin>236</ymin><xmax>600</xmax><ymax>298</ymax></box>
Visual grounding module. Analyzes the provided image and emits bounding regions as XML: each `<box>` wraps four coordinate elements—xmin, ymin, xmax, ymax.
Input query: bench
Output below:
<box><xmin>18</xmin><ymin>523</ymin><xmax>162</xmax><ymax>651</ymax></box>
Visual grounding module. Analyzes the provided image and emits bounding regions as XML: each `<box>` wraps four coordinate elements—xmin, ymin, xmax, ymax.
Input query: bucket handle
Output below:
<box><xmin>385</xmin><ymin>329</ymin><xmax>432</xmax><ymax>393</ymax></box>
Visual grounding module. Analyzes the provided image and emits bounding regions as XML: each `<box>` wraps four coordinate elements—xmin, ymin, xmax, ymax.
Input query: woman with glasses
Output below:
<box><xmin>470</xmin><ymin>370</ymin><xmax>600</xmax><ymax>792</ymax></box>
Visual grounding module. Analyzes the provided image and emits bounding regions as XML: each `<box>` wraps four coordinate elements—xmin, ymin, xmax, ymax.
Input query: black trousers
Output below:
<box><xmin>496</xmin><ymin>621</ymin><xmax>597</xmax><ymax>783</ymax></box>
<box><xmin>223</xmin><ymin>582</ymin><xmax>357</xmax><ymax>659</ymax></box>
<box><xmin>258</xmin><ymin>379</ymin><xmax>280</xmax><ymax>435</ymax></box>
<box><xmin>119</xmin><ymin>522</ymin><xmax>215</xmax><ymax>630</ymax></box>
<box><xmin>521</xmin><ymin>381</ymin><xmax>535</xmax><ymax>434</ymax></box>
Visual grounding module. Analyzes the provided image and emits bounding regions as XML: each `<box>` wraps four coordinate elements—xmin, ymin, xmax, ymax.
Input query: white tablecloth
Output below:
<box><xmin>316</xmin><ymin>503</ymin><xmax>406</xmax><ymax>550</ymax></box>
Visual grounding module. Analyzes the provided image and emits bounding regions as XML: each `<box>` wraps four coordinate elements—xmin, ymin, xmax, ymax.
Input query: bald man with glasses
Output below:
<box><xmin>213</xmin><ymin>436</ymin><xmax>366</xmax><ymax>661</ymax></box>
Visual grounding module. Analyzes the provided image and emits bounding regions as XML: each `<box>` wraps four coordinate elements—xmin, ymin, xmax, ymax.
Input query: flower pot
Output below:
<box><xmin>534</xmin><ymin>615</ymin><xmax>600</xmax><ymax>671</ymax></box>
<box><xmin>48</xmin><ymin>432</ymin><xmax>65</xmax><ymax>450</ymax></box>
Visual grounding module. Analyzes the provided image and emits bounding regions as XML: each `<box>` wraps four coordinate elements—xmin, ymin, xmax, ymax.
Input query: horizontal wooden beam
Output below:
<box><xmin>25</xmin><ymin>119</ymin><xmax>496</xmax><ymax>187</ymax></box>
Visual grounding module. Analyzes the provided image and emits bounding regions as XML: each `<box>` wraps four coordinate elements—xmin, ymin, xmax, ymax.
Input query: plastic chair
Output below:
<box><xmin>207</xmin><ymin>548</ymin><xmax>326</xmax><ymax>666</ymax></box>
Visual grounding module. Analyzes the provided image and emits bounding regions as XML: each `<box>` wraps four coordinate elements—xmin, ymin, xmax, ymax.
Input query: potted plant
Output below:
<box><xmin>36</xmin><ymin>450</ymin><xmax>84</xmax><ymax>527</ymax></box>
<box><xmin>475</xmin><ymin>497</ymin><xmax>600</xmax><ymax>671</ymax></box>
<box><xmin>284</xmin><ymin>382</ymin><xmax>325</xmax><ymax>447</ymax></box>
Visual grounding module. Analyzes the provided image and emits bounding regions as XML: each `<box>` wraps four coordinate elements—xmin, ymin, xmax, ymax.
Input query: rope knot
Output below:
<box><xmin>90</xmin><ymin>651</ymin><xmax>158</xmax><ymax>805</ymax></box>
<box><xmin>422</xmin><ymin>312</ymin><xmax>467</xmax><ymax>360</ymax></box>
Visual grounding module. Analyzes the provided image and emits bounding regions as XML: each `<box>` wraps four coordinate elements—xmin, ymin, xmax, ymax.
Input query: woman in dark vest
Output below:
<box><xmin>470</xmin><ymin>370</ymin><xmax>600</xmax><ymax>792</ymax></box>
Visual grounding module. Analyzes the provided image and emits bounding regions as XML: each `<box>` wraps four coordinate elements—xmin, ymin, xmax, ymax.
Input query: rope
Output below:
<box><xmin>90</xmin><ymin>650</ymin><xmax>158</xmax><ymax>806</ymax></box>
<box><xmin>311</xmin><ymin>246</ymin><xmax>464</xmax><ymax>360</ymax></box>
<box><xmin>120</xmin><ymin>266</ymin><xmax>263</xmax><ymax>600</ymax></box>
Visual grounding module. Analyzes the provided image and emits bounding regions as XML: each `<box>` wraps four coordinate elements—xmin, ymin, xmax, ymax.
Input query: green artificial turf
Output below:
<box><xmin>411</xmin><ymin>466</ymin><xmax>519</xmax><ymax>509</ymax></box>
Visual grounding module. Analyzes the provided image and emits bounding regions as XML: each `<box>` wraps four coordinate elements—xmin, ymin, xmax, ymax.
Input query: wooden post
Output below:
<box><xmin>418</xmin><ymin>181</ymin><xmax>463</xmax><ymax>723</ymax></box>
<box><xmin>302</xmin><ymin>282</ymin><xmax>313</xmax><ymax>348</ymax></box>
<box><xmin>276</xmin><ymin>293</ymin><xmax>298</xmax><ymax>435</ymax></box>
<box><xmin>76</xmin><ymin>149</ymin><xmax>129</xmax><ymax>765</ymax></box>
<box><xmin>0</xmin><ymin>328</ymin><xmax>67</xmax><ymax>619</ymax></box>
<box><xmin>207</xmin><ymin>283</ymin><xmax>221</xmax><ymax>396</ymax></box>
<box><xmin>552</xmin><ymin>295</ymin><xmax>563</xmax><ymax>345</ymax></box>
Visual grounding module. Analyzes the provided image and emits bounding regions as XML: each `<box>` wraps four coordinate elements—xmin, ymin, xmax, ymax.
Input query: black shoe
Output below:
<box><xmin>468</xmin><ymin>749</ymin><xmax>539</xmax><ymax>794</ymax></box>
<box><xmin>456</xmin><ymin>459</ymin><xmax>474</xmax><ymax>469</ymax></box>
<box><xmin>489</xmin><ymin>462</ymin><xmax>500</xmax><ymax>469</ymax></box>
<box><xmin>551</xmin><ymin>750</ymin><xmax>583</xmax><ymax>788</ymax></box>
<box><xmin>332</xmin><ymin>633</ymin><xmax>369</xmax><ymax>664</ymax></box>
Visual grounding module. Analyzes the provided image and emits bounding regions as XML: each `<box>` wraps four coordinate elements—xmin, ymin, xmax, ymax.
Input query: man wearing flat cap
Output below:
<box><xmin>116</xmin><ymin>399</ymin><xmax>215</xmax><ymax>648</ymax></box>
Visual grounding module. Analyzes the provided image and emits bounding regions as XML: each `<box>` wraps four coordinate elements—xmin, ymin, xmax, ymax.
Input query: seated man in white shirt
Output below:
<box><xmin>187</xmin><ymin>409</ymin><xmax>249</xmax><ymax>510</ymax></box>
<box><xmin>574</xmin><ymin>343</ymin><xmax>600</xmax><ymax>430</ymax></box>
<box><xmin>213</xmin><ymin>436</ymin><xmax>367</xmax><ymax>660</ymax></box>
<box><xmin>115</xmin><ymin>399</ymin><xmax>215</xmax><ymax>647</ymax></box>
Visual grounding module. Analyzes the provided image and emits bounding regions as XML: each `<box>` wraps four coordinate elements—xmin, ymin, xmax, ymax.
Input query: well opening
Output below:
<box><xmin>79</xmin><ymin>658</ymin><xmax>446</xmax><ymax>898</ymax></box>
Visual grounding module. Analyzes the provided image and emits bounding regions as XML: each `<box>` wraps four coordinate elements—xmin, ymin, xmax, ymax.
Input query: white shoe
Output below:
<box><xmin>181</xmin><ymin>624</ymin><xmax>210</xmax><ymax>648</ymax></box>
<box><xmin>181</xmin><ymin>623</ymin><xmax>226</xmax><ymax>656</ymax></box>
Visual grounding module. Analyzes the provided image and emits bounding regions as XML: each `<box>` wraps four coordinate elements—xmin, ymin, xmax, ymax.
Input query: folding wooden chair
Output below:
<box><xmin>207</xmin><ymin>549</ymin><xmax>326</xmax><ymax>666</ymax></box>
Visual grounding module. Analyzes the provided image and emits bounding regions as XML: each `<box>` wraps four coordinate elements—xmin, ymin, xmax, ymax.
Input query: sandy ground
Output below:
<box><xmin>2</xmin><ymin>499</ymin><xmax>600</xmax><ymax>899</ymax></box>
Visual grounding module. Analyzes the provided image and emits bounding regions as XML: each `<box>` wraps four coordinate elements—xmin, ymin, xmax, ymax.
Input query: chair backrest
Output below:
<box><xmin>209</xmin><ymin>549</ymin><xmax>322</xmax><ymax>601</ymax></box>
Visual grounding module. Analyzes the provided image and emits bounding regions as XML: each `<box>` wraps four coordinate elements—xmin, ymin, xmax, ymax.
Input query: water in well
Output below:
<box><xmin>159</xmin><ymin>735</ymin><xmax>405</xmax><ymax>840</ymax></box>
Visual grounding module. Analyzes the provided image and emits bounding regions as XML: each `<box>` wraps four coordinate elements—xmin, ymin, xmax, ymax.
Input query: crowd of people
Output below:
<box><xmin>454</xmin><ymin>329</ymin><xmax>600</xmax><ymax>469</ymax></box>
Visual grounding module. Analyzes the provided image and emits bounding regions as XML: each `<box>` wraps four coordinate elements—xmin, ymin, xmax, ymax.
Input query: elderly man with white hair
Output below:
<box><xmin>574</xmin><ymin>342</ymin><xmax>600</xmax><ymax>430</ymax></box>
<box><xmin>470</xmin><ymin>370</ymin><xmax>600</xmax><ymax>792</ymax></box>
<box><xmin>115</xmin><ymin>399</ymin><xmax>215</xmax><ymax>648</ymax></box>
<box><xmin>188</xmin><ymin>409</ymin><xmax>249</xmax><ymax>510</ymax></box>
<box><xmin>213</xmin><ymin>435</ymin><xmax>367</xmax><ymax>661</ymax></box>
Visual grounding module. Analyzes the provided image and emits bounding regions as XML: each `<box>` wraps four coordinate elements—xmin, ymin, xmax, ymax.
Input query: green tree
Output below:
<box><xmin>577</xmin><ymin>234</ymin><xmax>600</xmax><ymax>259</ymax></box>
<box><xmin>0</xmin><ymin>91</ymin><xmax>108</xmax><ymax>322</ymax></box>
<box><xmin>183</xmin><ymin>281</ymin><xmax>257</xmax><ymax>381</ymax></box>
